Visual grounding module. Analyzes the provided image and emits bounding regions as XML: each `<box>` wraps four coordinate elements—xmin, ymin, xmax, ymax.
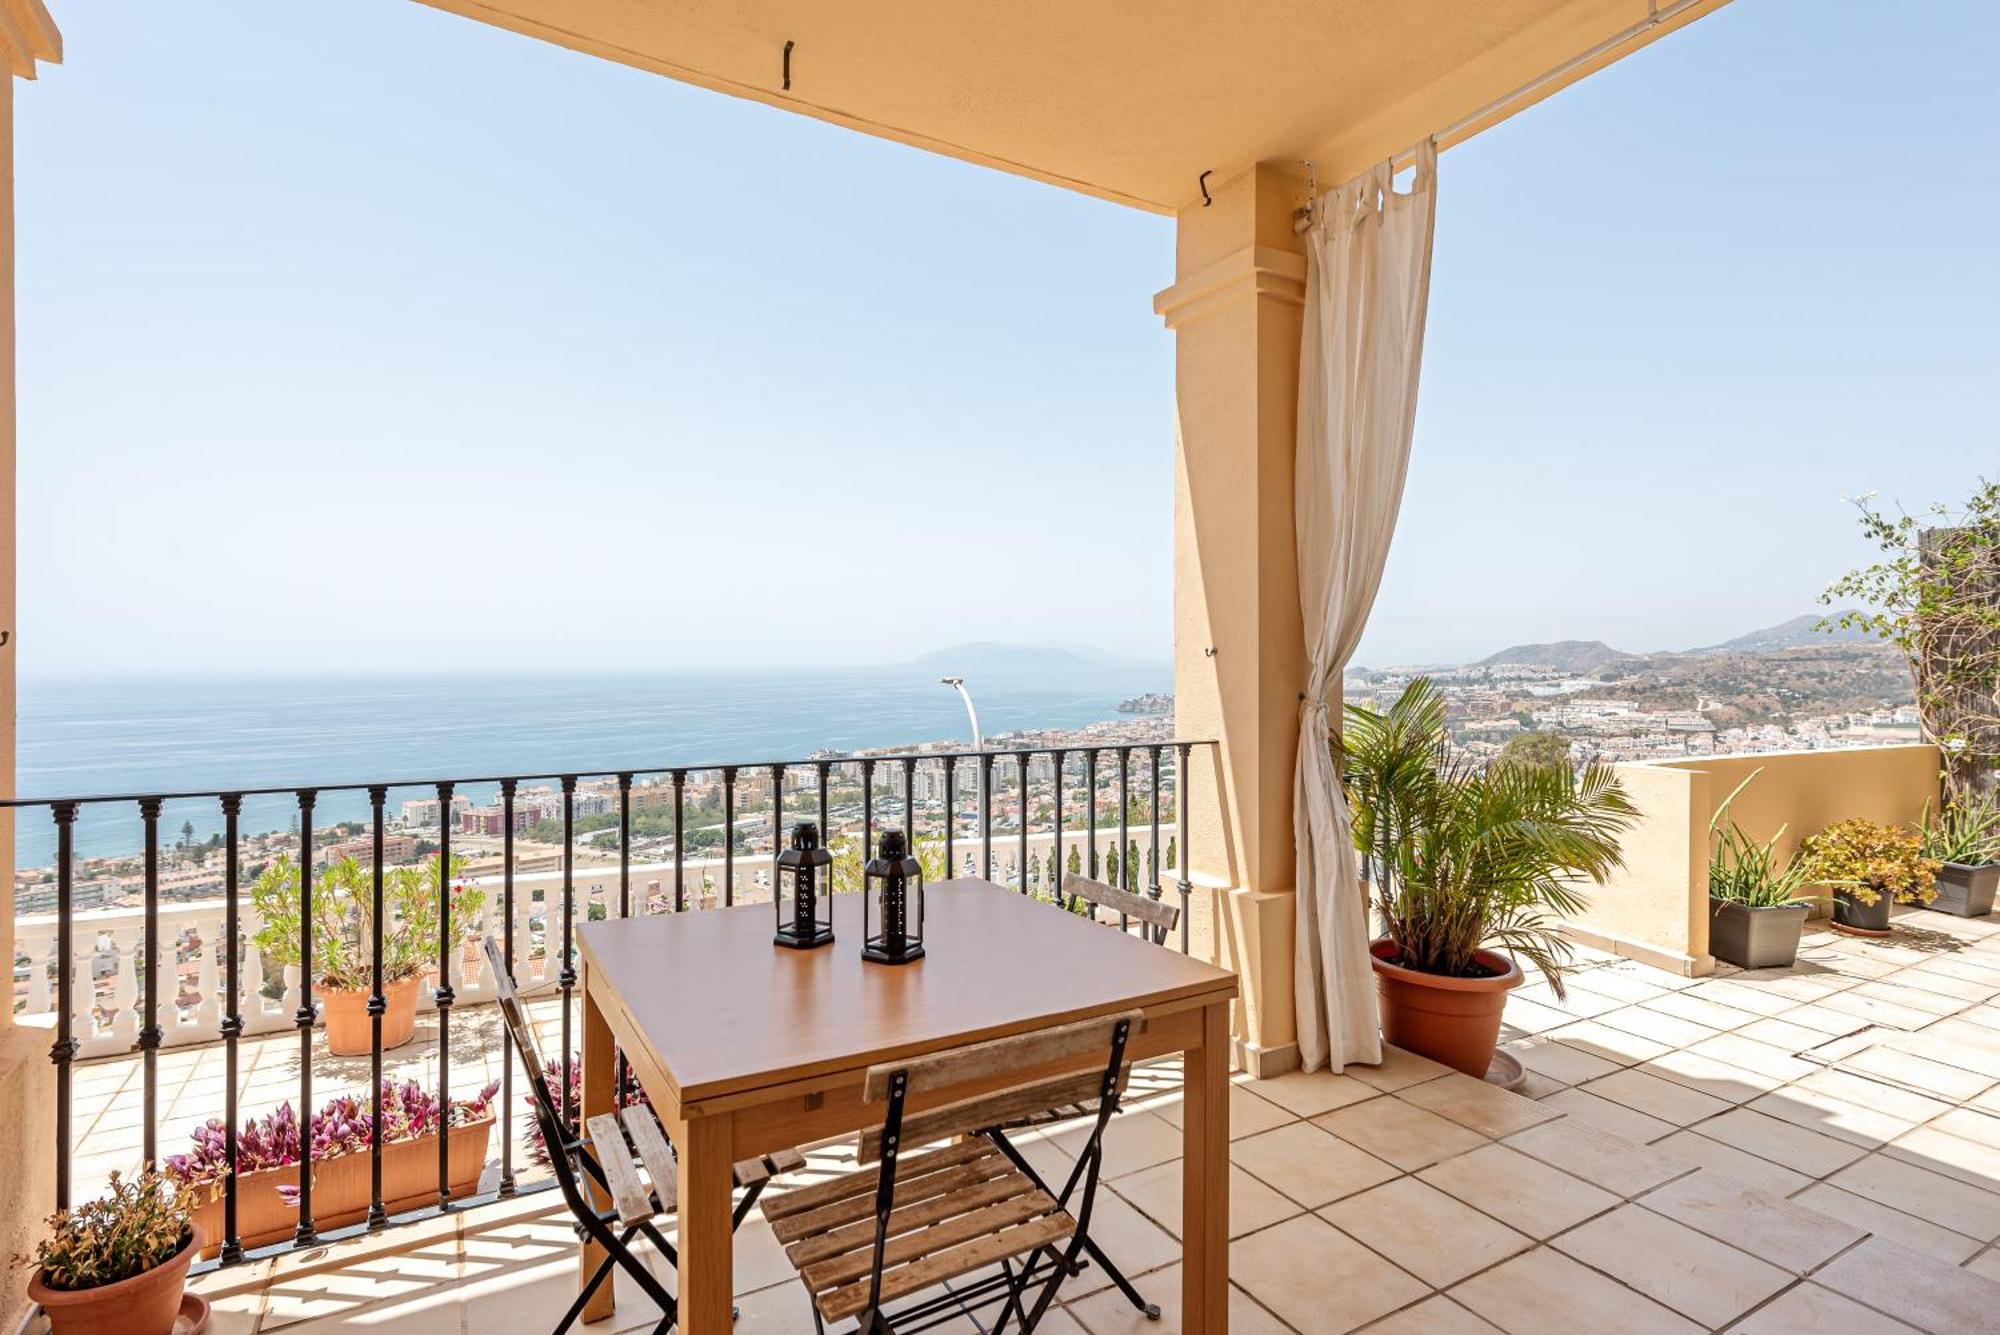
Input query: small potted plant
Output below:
<box><xmin>1344</xmin><ymin>679</ymin><xmax>1637</xmax><ymax>1077</ymax></box>
<box><xmin>1920</xmin><ymin>796</ymin><xmax>2000</xmax><ymax>917</ymax></box>
<box><xmin>251</xmin><ymin>852</ymin><xmax>482</xmax><ymax>1055</ymax></box>
<box><xmin>1706</xmin><ymin>770</ymin><xmax>1814</xmax><ymax>968</ymax></box>
<box><xmin>1798</xmin><ymin>817</ymin><xmax>1940</xmax><ymax>937</ymax></box>
<box><xmin>20</xmin><ymin>1171</ymin><xmax>201</xmax><ymax>1335</ymax></box>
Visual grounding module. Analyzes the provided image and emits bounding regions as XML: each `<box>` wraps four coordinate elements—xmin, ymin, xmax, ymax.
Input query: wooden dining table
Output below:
<box><xmin>576</xmin><ymin>876</ymin><xmax>1239</xmax><ymax>1333</ymax></box>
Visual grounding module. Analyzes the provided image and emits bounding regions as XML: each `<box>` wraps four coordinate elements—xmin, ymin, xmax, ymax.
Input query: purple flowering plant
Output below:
<box><xmin>526</xmin><ymin>1054</ymin><xmax>649</xmax><ymax>1163</ymax></box>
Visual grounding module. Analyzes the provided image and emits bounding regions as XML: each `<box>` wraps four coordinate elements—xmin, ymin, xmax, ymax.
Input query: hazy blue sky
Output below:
<box><xmin>16</xmin><ymin>1</ymin><xmax>1996</xmax><ymax>677</ymax></box>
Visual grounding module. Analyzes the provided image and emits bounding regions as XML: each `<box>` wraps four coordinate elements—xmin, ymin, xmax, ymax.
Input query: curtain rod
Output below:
<box><xmin>1295</xmin><ymin>0</ymin><xmax>1705</xmax><ymax>232</ymax></box>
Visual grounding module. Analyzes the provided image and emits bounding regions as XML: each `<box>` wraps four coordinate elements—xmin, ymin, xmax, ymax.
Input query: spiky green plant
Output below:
<box><xmin>1342</xmin><ymin>679</ymin><xmax>1637</xmax><ymax>998</ymax></box>
<box><xmin>1707</xmin><ymin>769</ymin><xmax>1815</xmax><ymax>908</ymax></box>
<box><xmin>1920</xmin><ymin>795</ymin><xmax>2000</xmax><ymax>866</ymax></box>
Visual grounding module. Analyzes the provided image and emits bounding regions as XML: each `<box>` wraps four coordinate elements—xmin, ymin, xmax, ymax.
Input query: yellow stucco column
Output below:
<box><xmin>1154</xmin><ymin>163</ymin><xmax>1310</xmax><ymax>1077</ymax></box>
<box><xmin>3</xmin><ymin>8</ymin><xmax>64</xmax><ymax>1325</ymax></box>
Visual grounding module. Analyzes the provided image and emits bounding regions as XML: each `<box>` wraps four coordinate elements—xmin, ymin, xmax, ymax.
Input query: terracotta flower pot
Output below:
<box><xmin>30</xmin><ymin>1224</ymin><xmax>200</xmax><ymax>1335</ymax></box>
<box><xmin>1369</xmin><ymin>939</ymin><xmax>1522</xmax><ymax>1077</ymax></box>
<box><xmin>321</xmin><ymin>973</ymin><xmax>425</xmax><ymax>1056</ymax></box>
<box><xmin>190</xmin><ymin>1114</ymin><xmax>494</xmax><ymax>1258</ymax></box>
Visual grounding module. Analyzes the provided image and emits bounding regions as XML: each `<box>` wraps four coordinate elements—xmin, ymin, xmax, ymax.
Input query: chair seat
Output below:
<box><xmin>763</xmin><ymin>1141</ymin><xmax>1075</xmax><ymax>1323</ymax></box>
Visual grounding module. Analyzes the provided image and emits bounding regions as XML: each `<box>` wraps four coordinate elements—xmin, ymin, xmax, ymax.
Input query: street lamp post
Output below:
<box><xmin>940</xmin><ymin>677</ymin><xmax>984</xmax><ymax>867</ymax></box>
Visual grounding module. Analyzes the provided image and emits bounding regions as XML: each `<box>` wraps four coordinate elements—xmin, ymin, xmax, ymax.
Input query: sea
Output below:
<box><xmin>13</xmin><ymin>662</ymin><xmax>1170</xmax><ymax>868</ymax></box>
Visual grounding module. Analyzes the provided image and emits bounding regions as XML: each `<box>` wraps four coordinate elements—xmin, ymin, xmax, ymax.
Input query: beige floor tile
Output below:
<box><xmin>1692</xmin><ymin>1107</ymin><xmax>1866</xmax><ymax>1178</ymax></box>
<box><xmin>1541</xmin><ymin>1019</ymin><xmax>1673</xmax><ymax>1065</ymax></box>
<box><xmin>1395</xmin><ymin>1072</ymin><xmax>1560</xmax><ymax>1139</ymax></box>
<box><xmin>1228</xmin><ymin>1120</ymin><xmax>1400</xmax><ymax>1208</ymax></box>
<box><xmin>731</xmin><ymin>1278</ymin><xmax>819</xmax><ymax>1333</ymax></box>
<box><xmin>1829</xmin><ymin>1152</ymin><xmax>2000</xmax><ymax>1241</ymax></box>
<box><xmin>1110</xmin><ymin>1160</ymin><xmax>1300</xmax><ymax>1241</ymax></box>
<box><xmin>1884</xmin><ymin>1124</ymin><xmax>2000</xmax><ymax>1195</ymax></box>
<box><xmin>1686</xmin><ymin>1032</ymin><xmax>1821</xmax><ymax>1083</ymax></box>
<box><xmin>1320</xmin><ymin>1177</ymin><xmax>1530</xmax><ymax>1288</ymax></box>
<box><xmin>1417</xmin><ymin>1142</ymin><xmax>1617</xmax><ymax>1239</ymax></box>
<box><xmin>1929</xmin><ymin>1105</ymin><xmax>2000</xmax><ymax>1151</ymax></box>
<box><xmin>1880</xmin><ymin>1028</ymin><xmax>2000</xmax><ymax>1080</ymax></box>
<box><xmin>1578</xmin><ymin>1067</ymin><xmax>1734</xmax><ymax>1127</ymax></box>
<box><xmin>1637</xmin><ymin>1168</ymin><xmax>1862</xmax><ymax>1272</ymax></box>
<box><xmin>1357</xmin><ymin>1294</ymin><xmax>1500</xmax><ymax>1333</ymax></box>
<box><xmin>1502</xmin><ymin>1035</ymin><xmax>1620</xmax><ymax>1087</ymax></box>
<box><xmin>1597</xmin><ymin>1004</ymin><xmax>1723</xmax><ymax>1050</ymax></box>
<box><xmin>1640</xmin><ymin>1048</ymin><xmax>1786</xmax><ymax>1103</ymax></box>
<box><xmin>1149</xmin><ymin>1082</ymin><xmax>1298</xmax><ymax>1141</ymax></box>
<box><xmin>1748</xmin><ymin>1086</ymin><xmax>1916</xmax><ymax>1150</ymax></box>
<box><xmin>1741</xmin><ymin>1015</ymin><xmax>1853</xmax><ymax>1051</ymax></box>
<box><xmin>1655</xmin><ymin>1129</ymin><xmax>1813</xmax><ymax>1199</ymax></box>
<box><xmin>1815</xmin><ymin>1236</ymin><xmax>2000</xmax><ymax>1334</ymax></box>
<box><xmin>1227</xmin><ymin>1213</ymin><xmax>1429</xmax><ymax>1335</ymax></box>
<box><xmin>1533</xmin><ymin>1087</ymin><xmax>1677</xmax><ymax>1145</ymax></box>
<box><xmin>1312</xmin><ymin>1094</ymin><xmax>1489</xmax><ymax>1171</ymax></box>
<box><xmin>1448</xmin><ymin>1246</ymin><xmax>1699</xmax><ymax>1335</ymax></box>
<box><xmin>1887</xmin><ymin>968</ymin><xmax>2000</xmax><ymax>1005</ymax></box>
<box><xmin>1794</xmin><ymin>1067</ymin><xmax>1956</xmax><ymax>1124</ymax></box>
<box><xmin>1792</xmin><ymin>1184</ymin><xmax>1984</xmax><ymax>1265</ymax></box>
<box><xmin>1854</xmin><ymin>979</ymin><xmax>1975</xmax><ymax>1017</ymax></box>
<box><xmin>1817</xmin><ymin>989</ymin><xmax>1939</xmax><ymax>1031</ymax></box>
<box><xmin>1966</xmin><ymin>1247</ymin><xmax>2000</xmax><ymax>1283</ymax></box>
<box><xmin>1642</xmin><ymin>991</ymin><xmax>1760</xmax><ymax>1032</ymax></box>
<box><xmin>1039</xmin><ymin>1189</ymin><xmax>1181</xmax><ymax>1301</ymax></box>
<box><xmin>1502</xmin><ymin>1117</ymin><xmax>1688</xmax><ymax>1198</ymax></box>
<box><xmin>1514</xmin><ymin>983</ymin><xmax>1622</xmax><ymax>1020</ymax></box>
<box><xmin>1343</xmin><ymin>1044</ymin><xmax>1454</xmax><ymax>1093</ymax></box>
<box><xmin>1728</xmin><ymin>1281</ymin><xmax>1924</xmax><ymax>1334</ymax></box>
<box><xmin>1064</xmin><ymin>1263</ymin><xmax>1292</xmax><ymax>1335</ymax></box>
<box><xmin>1680</xmin><ymin>978</ymin><xmax>1800</xmax><ymax>1017</ymax></box>
<box><xmin>1052</xmin><ymin>1110</ymin><xmax>1184</xmax><ymax>1180</ymax></box>
<box><xmin>1240</xmin><ymin>1068</ymin><xmax>1381</xmax><ymax>1118</ymax></box>
<box><xmin>1565</xmin><ymin>967</ymin><xmax>1670</xmax><ymax>1005</ymax></box>
<box><xmin>1773</xmin><ymin>1000</ymin><xmax>1877</xmax><ymax>1036</ymax></box>
<box><xmin>1552</xmin><ymin>1201</ymin><xmax>1791</xmax><ymax>1327</ymax></box>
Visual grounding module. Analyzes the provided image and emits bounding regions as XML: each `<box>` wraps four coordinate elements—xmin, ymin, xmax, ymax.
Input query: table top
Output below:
<box><xmin>577</xmin><ymin>878</ymin><xmax>1238</xmax><ymax>1108</ymax></box>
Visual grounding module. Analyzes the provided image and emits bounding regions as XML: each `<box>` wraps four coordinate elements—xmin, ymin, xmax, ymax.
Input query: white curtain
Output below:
<box><xmin>1294</xmin><ymin>141</ymin><xmax>1439</xmax><ymax>1072</ymax></box>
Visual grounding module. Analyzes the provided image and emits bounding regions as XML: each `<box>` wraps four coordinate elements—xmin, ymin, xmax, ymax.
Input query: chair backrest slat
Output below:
<box><xmin>861</xmin><ymin>1009</ymin><xmax>1144</xmax><ymax>1104</ymax></box>
<box><xmin>856</xmin><ymin>1065</ymin><xmax>1128</xmax><ymax>1163</ymax></box>
<box><xmin>480</xmin><ymin>934</ymin><xmax>561</xmax><ymax>1132</ymax></box>
<box><xmin>1061</xmin><ymin>873</ymin><xmax>1179</xmax><ymax>932</ymax></box>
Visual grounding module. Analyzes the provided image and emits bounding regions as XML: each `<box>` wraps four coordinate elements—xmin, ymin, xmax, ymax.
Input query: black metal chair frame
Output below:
<box><xmin>814</xmin><ymin>1016</ymin><xmax>1133</xmax><ymax>1335</ymax></box>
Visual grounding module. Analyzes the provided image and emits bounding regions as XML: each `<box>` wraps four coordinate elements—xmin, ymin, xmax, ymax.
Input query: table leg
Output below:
<box><xmin>1182</xmin><ymin>999</ymin><xmax>1231</xmax><ymax>1333</ymax></box>
<box><xmin>580</xmin><ymin>969</ymin><xmax>616</xmax><ymax>1324</ymax></box>
<box><xmin>676</xmin><ymin>1110</ymin><xmax>736</xmax><ymax>1334</ymax></box>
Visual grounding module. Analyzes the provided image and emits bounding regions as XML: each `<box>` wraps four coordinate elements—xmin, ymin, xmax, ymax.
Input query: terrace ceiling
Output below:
<box><xmin>415</xmin><ymin>0</ymin><xmax>1730</xmax><ymax>214</ymax></box>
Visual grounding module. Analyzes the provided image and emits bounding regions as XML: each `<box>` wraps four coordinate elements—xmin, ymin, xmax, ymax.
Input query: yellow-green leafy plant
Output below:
<box><xmin>1798</xmin><ymin>818</ymin><xmax>1940</xmax><ymax>908</ymax></box>
<box><xmin>251</xmin><ymin>853</ymin><xmax>481</xmax><ymax>991</ymax></box>
<box><xmin>17</xmin><ymin>1171</ymin><xmax>192</xmax><ymax>1291</ymax></box>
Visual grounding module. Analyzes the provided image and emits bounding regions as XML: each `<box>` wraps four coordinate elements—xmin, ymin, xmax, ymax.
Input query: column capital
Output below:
<box><xmin>1152</xmin><ymin>244</ymin><xmax>1307</xmax><ymax>330</ymax></box>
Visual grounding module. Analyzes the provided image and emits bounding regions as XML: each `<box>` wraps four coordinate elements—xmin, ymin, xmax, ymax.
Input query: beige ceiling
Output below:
<box><xmin>415</xmin><ymin>0</ymin><xmax>1728</xmax><ymax>214</ymax></box>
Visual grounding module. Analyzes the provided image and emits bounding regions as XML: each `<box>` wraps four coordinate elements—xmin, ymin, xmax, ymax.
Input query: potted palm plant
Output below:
<box><xmin>1920</xmin><ymin>796</ymin><xmax>2000</xmax><ymax>917</ymax></box>
<box><xmin>1798</xmin><ymin>817</ymin><xmax>1939</xmax><ymax>937</ymax></box>
<box><xmin>1706</xmin><ymin>769</ymin><xmax>1814</xmax><ymax>968</ymax></box>
<box><xmin>21</xmin><ymin>1171</ymin><xmax>202</xmax><ymax>1335</ymax></box>
<box><xmin>1343</xmin><ymin>679</ymin><xmax>1637</xmax><ymax>1077</ymax></box>
<box><xmin>251</xmin><ymin>852</ymin><xmax>481</xmax><ymax>1055</ymax></box>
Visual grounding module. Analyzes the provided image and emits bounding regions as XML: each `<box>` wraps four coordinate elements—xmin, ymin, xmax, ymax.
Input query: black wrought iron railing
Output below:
<box><xmin>7</xmin><ymin>739</ymin><xmax>1216</xmax><ymax>1267</ymax></box>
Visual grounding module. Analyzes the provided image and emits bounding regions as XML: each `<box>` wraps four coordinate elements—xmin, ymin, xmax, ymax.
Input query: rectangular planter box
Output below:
<box><xmin>1708</xmin><ymin>898</ymin><xmax>1810</xmax><ymax>970</ymax></box>
<box><xmin>1931</xmin><ymin>862</ymin><xmax>2000</xmax><ymax>918</ymax></box>
<box><xmin>192</xmin><ymin>1114</ymin><xmax>494</xmax><ymax>1259</ymax></box>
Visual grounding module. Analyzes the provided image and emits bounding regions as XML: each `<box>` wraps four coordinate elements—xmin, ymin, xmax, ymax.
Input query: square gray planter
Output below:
<box><xmin>1930</xmin><ymin>862</ymin><xmax>2000</xmax><ymax>918</ymax></box>
<box><xmin>1709</xmin><ymin>898</ymin><xmax>1810</xmax><ymax>970</ymax></box>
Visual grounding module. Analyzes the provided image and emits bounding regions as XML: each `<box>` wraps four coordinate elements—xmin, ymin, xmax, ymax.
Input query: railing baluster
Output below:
<box><xmin>367</xmin><ymin>785</ymin><xmax>388</xmax><ymax>1229</ymax></box>
<box><xmin>219</xmin><ymin>795</ymin><xmax>243</xmax><ymax>1258</ymax></box>
<box><xmin>722</xmin><ymin>767</ymin><xmax>737</xmax><ymax>907</ymax></box>
<box><xmin>1117</xmin><ymin>746</ymin><xmax>1132</xmax><ymax>929</ymax></box>
<box><xmin>1085</xmin><ymin>749</ymin><xmax>1100</xmax><ymax>882</ymax></box>
<box><xmin>899</xmin><ymin>758</ymin><xmax>915</xmax><ymax>868</ymax></box>
<box><xmin>138</xmin><ymin>797</ymin><xmax>163</xmax><ymax>1168</ymax></box>
<box><xmin>772</xmin><ymin>764</ymin><xmax>787</xmax><ymax>896</ymax></box>
<box><xmin>1149</xmin><ymin>747</ymin><xmax>1165</xmax><ymax>944</ymax></box>
<box><xmin>294</xmin><ymin>789</ymin><xmax>318</xmax><ymax>1246</ymax></box>
<box><xmin>436</xmin><ymin>780</ymin><xmax>456</xmax><ymax>1210</ymax></box>
<box><xmin>559</xmin><ymin>776</ymin><xmax>576</xmax><ymax>1128</ymax></box>
<box><xmin>979</xmin><ymin>753</ymin><xmax>994</xmax><ymax>881</ymax></box>
<box><xmin>943</xmin><ymin>756</ymin><xmax>956</xmax><ymax>875</ymax></box>
<box><xmin>861</xmin><ymin>758</ymin><xmax>876</xmax><ymax>868</ymax></box>
<box><xmin>1017</xmin><ymin>752</ymin><xmax>1030</xmax><ymax>894</ymax></box>
<box><xmin>499</xmin><ymin>778</ymin><xmax>517</xmax><ymax>1197</ymax></box>
<box><xmin>815</xmin><ymin>762</ymin><xmax>831</xmax><ymax>882</ymax></box>
<box><xmin>49</xmin><ymin>802</ymin><xmax>78</xmax><ymax>1211</ymax></box>
<box><xmin>615</xmin><ymin>774</ymin><xmax>632</xmax><ymax>1102</ymax></box>
<box><xmin>672</xmin><ymin>770</ymin><xmax>686</xmax><ymax>913</ymax></box>
<box><xmin>1177</xmin><ymin>743</ymin><xmax>1193</xmax><ymax>953</ymax></box>
<box><xmin>1051</xmin><ymin>750</ymin><xmax>1065</xmax><ymax>898</ymax></box>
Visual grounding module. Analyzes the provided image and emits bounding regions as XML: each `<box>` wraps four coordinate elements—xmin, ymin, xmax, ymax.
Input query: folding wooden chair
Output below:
<box><xmin>480</xmin><ymin>935</ymin><xmax>805</xmax><ymax>1333</ymax></box>
<box><xmin>760</xmin><ymin>1010</ymin><xmax>1142</xmax><ymax>1334</ymax></box>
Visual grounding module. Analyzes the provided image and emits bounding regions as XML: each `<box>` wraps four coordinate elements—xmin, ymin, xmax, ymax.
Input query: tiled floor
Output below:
<box><xmin>44</xmin><ymin>905</ymin><xmax>2000</xmax><ymax>1332</ymax></box>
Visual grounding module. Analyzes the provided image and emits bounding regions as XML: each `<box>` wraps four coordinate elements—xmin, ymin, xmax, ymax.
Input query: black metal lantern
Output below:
<box><xmin>774</xmin><ymin>822</ymin><xmax>835</xmax><ymax>949</ymax></box>
<box><xmin>862</xmin><ymin>829</ymin><xmax>925</xmax><ymax>964</ymax></box>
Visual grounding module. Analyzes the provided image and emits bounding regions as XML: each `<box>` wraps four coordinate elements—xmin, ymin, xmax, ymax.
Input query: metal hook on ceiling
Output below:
<box><xmin>782</xmin><ymin>39</ymin><xmax>794</xmax><ymax>91</ymax></box>
<box><xmin>1198</xmin><ymin>171</ymin><xmax>1213</xmax><ymax>207</ymax></box>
